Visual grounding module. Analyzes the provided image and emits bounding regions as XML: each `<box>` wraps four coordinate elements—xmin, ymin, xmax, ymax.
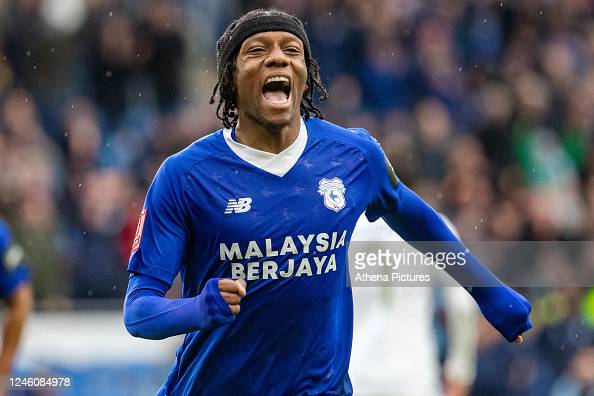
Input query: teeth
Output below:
<box><xmin>265</xmin><ymin>76</ymin><xmax>289</xmax><ymax>84</ymax></box>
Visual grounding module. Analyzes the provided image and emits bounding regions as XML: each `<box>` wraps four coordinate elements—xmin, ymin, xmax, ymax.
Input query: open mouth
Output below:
<box><xmin>261</xmin><ymin>76</ymin><xmax>291</xmax><ymax>105</ymax></box>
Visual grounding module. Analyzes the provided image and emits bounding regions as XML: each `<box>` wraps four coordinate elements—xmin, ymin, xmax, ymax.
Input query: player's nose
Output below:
<box><xmin>264</xmin><ymin>45</ymin><xmax>289</xmax><ymax>68</ymax></box>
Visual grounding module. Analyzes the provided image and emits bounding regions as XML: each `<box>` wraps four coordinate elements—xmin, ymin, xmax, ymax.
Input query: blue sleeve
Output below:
<box><xmin>127</xmin><ymin>157</ymin><xmax>189</xmax><ymax>284</ymax></box>
<box><xmin>0</xmin><ymin>220</ymin><xmax>30</xmax><ymax>299</ymax></box>
<box><xmin>381</xmin><ymin>183</ymin><xmax>532</xmax><ymax>342</ymax></box>
<box><xmin>360</xmin><ymin>132</ymin><xmax>400</xmax><ymax>222</ymax></box>
<box><xmin>124</xmin><ymin>273</ymin><xmax>234</xmax><ymax>340</ymax></box>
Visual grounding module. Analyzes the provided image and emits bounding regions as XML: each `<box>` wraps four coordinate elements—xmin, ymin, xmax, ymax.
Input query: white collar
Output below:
<box><xmin>223</xmin><ymin>118</ymin><xmax>308</xmax><ymax>177</ymax></box>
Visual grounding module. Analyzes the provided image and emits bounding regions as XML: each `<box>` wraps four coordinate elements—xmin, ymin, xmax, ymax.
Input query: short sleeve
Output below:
<box><xmin>362</xmin><ymin>133</ymin><xmax>401</xmax><ymax>222</ymax></box>
<box><xmin>0</xmin><ymin>220</ymin><xmax>30</xmax><ymax>299</ymax></box>
<box><xmin>128</xmin><ymin>158</ymin><xmax>190</xmax><ymax>285</ymax></box>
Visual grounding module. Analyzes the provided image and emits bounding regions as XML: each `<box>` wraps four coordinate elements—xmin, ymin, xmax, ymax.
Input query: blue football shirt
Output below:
<box><xmin>0</xmin><ymin>219</ymin><xmax>29</xmax><ymax>299</ymax></box>
<box><xmin>128</xmin><ymin>117</ymin><xmax>399</xmax><ymax>395</ymax></box>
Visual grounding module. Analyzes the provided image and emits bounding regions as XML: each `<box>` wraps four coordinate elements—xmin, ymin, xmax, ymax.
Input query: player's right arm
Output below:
<box><xmin>124</xmin><ymin>274</ymin><xmax>245</xmax><ymax>339</ymax></box>
<box><xmin>123</xmin><ymin>159</ymin><xmax>244</xmax><ymax>340</ymax></box>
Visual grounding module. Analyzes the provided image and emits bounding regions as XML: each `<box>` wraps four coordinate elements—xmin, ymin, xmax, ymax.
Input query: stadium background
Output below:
<box><xmin>0</xmin><ymin>0</ymin><xmax>593</xmax><ymax>394</ymax></box>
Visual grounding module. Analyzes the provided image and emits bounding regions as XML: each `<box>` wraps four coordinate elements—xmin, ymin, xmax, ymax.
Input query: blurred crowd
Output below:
<box><xmin>0</xmin><ymin>0</ymin><xmax>593</xmax><ymax>394</ymax></box>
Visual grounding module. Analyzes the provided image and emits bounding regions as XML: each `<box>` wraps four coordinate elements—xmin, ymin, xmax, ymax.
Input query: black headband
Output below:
<box><xmin>215</xmin><ymin>9</ymin><xmax>311</xmax><ymax>78</ymax></box>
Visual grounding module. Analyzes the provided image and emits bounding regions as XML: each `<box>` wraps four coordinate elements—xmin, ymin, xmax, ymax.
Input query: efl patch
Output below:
<box><xmin>131</xmin><ymin>208</ymin><xmax>146</xmax><ymax>253</ymax></box>
<box><xmin>317</xmin><ymin>177</ymin><xmax>346</xmax><ymax>212</ymax></box>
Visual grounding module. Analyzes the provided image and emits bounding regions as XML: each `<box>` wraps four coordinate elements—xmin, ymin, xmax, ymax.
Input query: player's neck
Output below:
<box><xmin>234</xmin><ymin>115</ymin><xmax>300</xmax><ymax>154</ymax></box>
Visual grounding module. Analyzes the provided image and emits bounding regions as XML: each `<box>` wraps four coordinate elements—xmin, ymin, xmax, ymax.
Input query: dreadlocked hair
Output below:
<box><xmin>208</xmin><ymin>57</ymin><xmax>327</xmax><ymax>129</ymax></box>
<box><xmin>209</xmin><ymin>59</ymin><xmax>240</xmax><ymax>129</ymax></box>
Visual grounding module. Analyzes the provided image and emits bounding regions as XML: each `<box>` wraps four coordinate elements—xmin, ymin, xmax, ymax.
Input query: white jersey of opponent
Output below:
<box><xmin>349</xmin><ymin>215</ymin><xmax>479</xmax><ymax>396</ymax></box>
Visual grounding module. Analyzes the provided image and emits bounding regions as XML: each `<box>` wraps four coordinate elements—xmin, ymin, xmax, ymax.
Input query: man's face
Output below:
<box><xmin>235</xmin><ymin>31</ymin><xmax>307</xmax><ymax>130</ymax></box>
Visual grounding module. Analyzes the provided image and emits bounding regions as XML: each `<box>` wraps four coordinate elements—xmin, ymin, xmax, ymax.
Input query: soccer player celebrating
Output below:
<box><xmin>0</xmin><ymin>219</ymin><xmax>33</xmax><ymax>393</ymax></box>
<box><xmin>124</xmin><ymin>9</ymin><xmax>532</xmax><ymax>395</ymax></box>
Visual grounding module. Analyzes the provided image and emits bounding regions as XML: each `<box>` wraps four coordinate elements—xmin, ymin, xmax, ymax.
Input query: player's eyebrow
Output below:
<box><xmin>278</xmin><ymin>34</ymin><xmax>302</xmax><ymax>46</ymax></box>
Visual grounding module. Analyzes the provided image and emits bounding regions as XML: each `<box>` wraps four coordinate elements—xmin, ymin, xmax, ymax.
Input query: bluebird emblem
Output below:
<box><xmin>317</xmin><ymin>178</ymin><xmax>346</xmax><ymax>212</ymax></box>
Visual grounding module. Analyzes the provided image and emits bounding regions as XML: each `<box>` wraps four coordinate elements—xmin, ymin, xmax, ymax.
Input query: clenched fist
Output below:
<box><xmin>218</xmin><ymin>279</ymin><xmax>247</xmax><ymax>315</ymax></box>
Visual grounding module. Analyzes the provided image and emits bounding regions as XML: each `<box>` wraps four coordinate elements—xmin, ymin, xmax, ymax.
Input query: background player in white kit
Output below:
<box><xmin>350</xmin><ymin>215</ymin><xmax>479</xmax><ymax>396</ymax></box>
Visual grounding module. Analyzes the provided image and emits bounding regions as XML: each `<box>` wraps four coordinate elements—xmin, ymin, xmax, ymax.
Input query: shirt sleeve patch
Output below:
<box><xmin>385</xmin><ymin>155</ymin><xmax>399</xmax><ymax>188</ymax></box>
<box><xmin>131</xmin><ymin>208</ymin><xmax>147</xmax><ymax>253</ymax></box>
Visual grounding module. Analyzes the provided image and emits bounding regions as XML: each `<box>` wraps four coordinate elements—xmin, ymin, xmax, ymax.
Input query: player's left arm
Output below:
<box><xmin>363</xmin><ymin>137</ymin><xmax>532</xmax><ymax>343</ymax></box>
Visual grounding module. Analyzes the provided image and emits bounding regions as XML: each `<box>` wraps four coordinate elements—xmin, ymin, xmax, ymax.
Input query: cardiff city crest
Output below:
<box><xmin>317</xmin><ymin>177</ymin><xmax>346</xmax><ymax>212</ymax></box>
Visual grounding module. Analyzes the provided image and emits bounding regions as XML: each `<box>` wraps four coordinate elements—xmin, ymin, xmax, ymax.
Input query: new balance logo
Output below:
<box><xmin>225</xmin><ymin>198</ymin><xmax>252</xmax><ymax>214</ymax></box>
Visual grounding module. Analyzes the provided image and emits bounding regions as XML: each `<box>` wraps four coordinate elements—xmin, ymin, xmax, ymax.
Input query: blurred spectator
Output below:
<box><xmin>69</xmin><ymin>168</ymin><xmax>134</xmax><ymax>299</ymax></box>
<box><xmin>0</xmin><ymin>89</ymin><xmax>66</xmax><ymax>301</ymax></box>
<box><xmin>472</xmin><ymin>319</ymin><xmax>556</xmax><ymax>396</ymax></box>
<box><xmin>550</xmin><ymin>346</ymin><xmax>594</xmax><ymax>396</ymax></box>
